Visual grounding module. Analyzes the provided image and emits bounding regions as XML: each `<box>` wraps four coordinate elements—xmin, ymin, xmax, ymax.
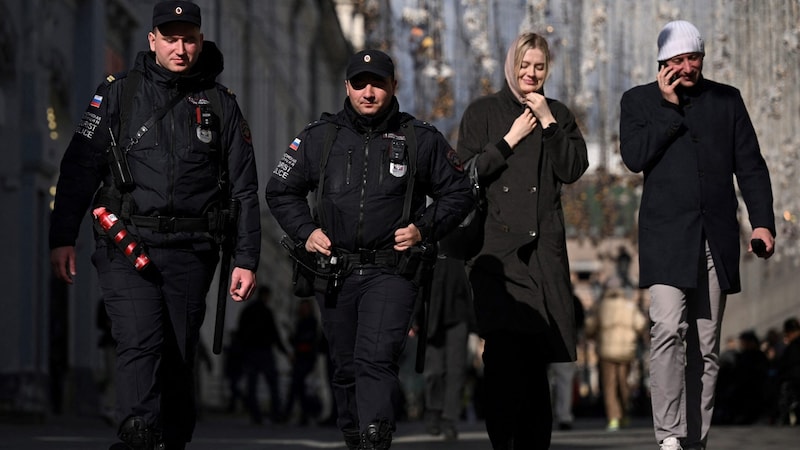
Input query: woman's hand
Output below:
<box><xmin>504</xmin><ymin>107</ymin><xmax>538</xmax><ymax>149</ymax></box>
<box><xmin>523</xmin><ymin>92</ymin><xmax>556</xmax><ymax>128</ymax></box>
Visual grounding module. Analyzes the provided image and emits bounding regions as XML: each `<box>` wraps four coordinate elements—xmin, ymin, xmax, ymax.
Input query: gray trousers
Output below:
<box><xmin>649</xmin><ymin>242</ymin><xmax>726</xmax><ymax>449</ymax></box>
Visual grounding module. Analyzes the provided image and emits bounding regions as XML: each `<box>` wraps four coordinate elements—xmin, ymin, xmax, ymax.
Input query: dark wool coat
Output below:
<box><xmin>457</xmin><ymin>85</ymin><xmax>588</xmax><ymax>362</ymax></box>
<box><xmin>620</xmin><ymin>78</ymin><xmax>775</xmax><ymax>294</ymax></box>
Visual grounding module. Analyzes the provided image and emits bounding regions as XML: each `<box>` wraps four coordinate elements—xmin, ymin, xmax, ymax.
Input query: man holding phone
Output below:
<box><xmin>619</xmin><ymin>20</ymin><xmax>775</xmax><ymax>450</ymax></box>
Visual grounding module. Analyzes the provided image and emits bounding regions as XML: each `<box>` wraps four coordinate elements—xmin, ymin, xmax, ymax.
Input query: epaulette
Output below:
<box><xmin>411</xmin><ymin>119</ymin><xmax>438</xmax><ymax>132</ymax></box>
<box><xmin>215</xmin><ymin>83</ymin><xmax>237</xmax><ymax>99</ymax></box>
<box><xmin>303</xmin><ymin>119</ymin><xmax>328</xmax><ymax>131</ymax></box>
<box><xmin>103</xmin><ymin>71</ymin><xmax>128</xmax><ymax>87</ymax></box>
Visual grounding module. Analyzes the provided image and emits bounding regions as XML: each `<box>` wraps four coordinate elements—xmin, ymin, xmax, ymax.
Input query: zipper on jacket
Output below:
<box><xmin>346</xmin><ymin>148</ymin><xmax>353</xmax><ymax>185</ymax></box>
<box><xmin>356</xmin><ymin>132</ymin><xmax>371</xmax><ymax>247</ymax></box>
<box><xmin>167</xmin><ymin>97</ymin><xmax>176</xmax><ymax>216</ymax></box>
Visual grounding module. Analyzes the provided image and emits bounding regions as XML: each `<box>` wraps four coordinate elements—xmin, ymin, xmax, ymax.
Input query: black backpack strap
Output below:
<box><xmin>401</xmin><ymin>122</ymin><xmax>417</xmax><ymax>224</ymax></box>
<box><xmin>119</xmin><ymin>70</ymin><xmax>141</xmax><ymax>144</ymax></box>
<box><xmin>315</xmin><ymin>121</ymin><xmax>339</xmax><ymax>230</ymax></box>
<box><xmin>203</xmin><ymin>86</ymin><xmax>224</xmax><ymax>131</ymax></box>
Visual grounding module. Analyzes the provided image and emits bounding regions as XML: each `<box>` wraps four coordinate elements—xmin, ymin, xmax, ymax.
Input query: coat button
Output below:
<box><xmin>529</xmin><ymin>230</ymin><xmax>537</xmax><ymax>237</ymax></box>
<box><xmin>502</xmin><ymin>186</ymin><xmax>509</xmax><ymax>192</ymax></box>
<box><xmin>502</xmin><ymin>225</ymin><xmax>510</xmax><ymax>232</ymax></box>
<box><xmin>530</xmin><ymin>186</ymin><xmax>538</xmax><ymax>193</ymax></box>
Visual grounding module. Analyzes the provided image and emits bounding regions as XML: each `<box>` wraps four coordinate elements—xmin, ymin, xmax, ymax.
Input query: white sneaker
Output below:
<box><xmin>660</xmin><ymin>437</ymin><xmax>683</xmax><ymax>450</ymax></box>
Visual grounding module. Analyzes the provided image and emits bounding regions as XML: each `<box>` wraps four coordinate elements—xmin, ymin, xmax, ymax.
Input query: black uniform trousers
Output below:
<box><xmin>92</xmin><ymin>240</ymin><xmax>218</xmax><ymax>445</ymax></box>
<box><xmin>316</xmin><ymin>267</ymin><xmax>417</xmax><ymax>434</ymax></box>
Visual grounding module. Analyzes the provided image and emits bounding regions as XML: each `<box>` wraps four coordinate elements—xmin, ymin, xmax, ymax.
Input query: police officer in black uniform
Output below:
<box><xmin>49</xmin><ymin>2</ymin><xmax>260</xmax><ymax>449</ymax></box>
<box><xmin>266</xmin><ymin>50</ymin><xmax>473</xmax><ymax>450</ymax></box>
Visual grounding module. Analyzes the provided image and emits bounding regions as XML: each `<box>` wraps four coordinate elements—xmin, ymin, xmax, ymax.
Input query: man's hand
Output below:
<box><xmin>658</xmin><ymin>65</ymin><xmax>680</xmax><ymax>105</ymax></box>
<box><xmin>394</xmin><ymin>224</ymin><xmax>422</xmax><ymax>251</ymax></box>
<box><xmin>749</xmin><ymin>227</ymin><xmax>775</xmax><ymax>259</ymax></box>
<box><xmin>305</xmin><ymin>228</ymin><xmax>332</xmax><ymax>256</ymax></box>
<box><xmin>51</xmin><ymin>246</ymin><xmax>77</xmax><ymax>284</ymax></box>
<box><xmin>230</xmin><ymin>267</ymin><xmax>256</xmax><ymax>302</ymax></box>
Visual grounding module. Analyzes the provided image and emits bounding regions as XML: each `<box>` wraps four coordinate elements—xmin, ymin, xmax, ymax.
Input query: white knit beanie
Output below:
<box><xmin>657</xmin><ymin>20</ymin><xmax>705</xmax><ymax>61</ymax></box>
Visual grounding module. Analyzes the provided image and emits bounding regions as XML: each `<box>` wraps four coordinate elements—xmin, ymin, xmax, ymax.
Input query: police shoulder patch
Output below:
<box><xmin>240</xmin><ymin>119</ymin><xmax>252</xmax><ymax>145</ymax></box>
<box><xmin>446</xmin><ymin>147</ymin><xmax>464</xmax><ymax>172</ymax></box>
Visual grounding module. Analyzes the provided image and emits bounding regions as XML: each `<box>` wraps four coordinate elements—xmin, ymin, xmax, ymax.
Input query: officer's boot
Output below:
<box><xmin>343</xmin><ymin>429</ymin><xmax>361</xmax><ymax>450</ymax></box>
<box><xmin>111</xmin><ymin>416</ymin><xmax>157</xmax><ymax>450</ymax></box>
<box><xmin>365</xmin><ymin>421</ymin><xmax>393</xmax><ymax>450</ymax></box>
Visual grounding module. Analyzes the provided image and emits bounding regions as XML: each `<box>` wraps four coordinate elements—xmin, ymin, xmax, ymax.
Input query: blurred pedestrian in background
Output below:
<box><xmin>282</xmin><ymin>299</ymin><xmax>321</xmax><ymax>425</ymax></box>
<box><xmin>777</xmin><ymin>317</ymin><xmax>800</xmax><ymax>426</ymax></box>
<box><xmin>585</xmin><ymin>284</ymin><xmax>647</xmax><ymax>431</ymax></box>
<box><xmin>237</xmin><ymin>286</ymin><xmax>289</xmax><ymax>425</ymax></box>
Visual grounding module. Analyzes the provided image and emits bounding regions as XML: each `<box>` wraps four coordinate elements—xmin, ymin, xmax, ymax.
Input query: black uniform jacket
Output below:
<box><xmin>50</xmin><ymin>42</ymin><xmax>260</xmax><ymax>271</ymax></box>
<box><xmin>620</xmin><ymin>77</ymin><xmax>774</xmax><ymax>294</ymax></box>
<box><xmin>457</xmin><ymin>85</ymin><xmax>588</xmax><ymax>362</ymax></box>
<box><xmin>265</xmin><ymin>98</ymin><xmax>473</xmax><ymax>253</ymax></box>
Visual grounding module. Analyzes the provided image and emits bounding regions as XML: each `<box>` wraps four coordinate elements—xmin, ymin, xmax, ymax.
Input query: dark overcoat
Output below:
<box><xmin>620</xmin><ymin>78</ymin><xmax>775</xmax><ymax>294</ymax></box>
<box><xmin>457</xmin><ymin>85</ymin><xmax>588</xmax><ymax>362</ymax></box>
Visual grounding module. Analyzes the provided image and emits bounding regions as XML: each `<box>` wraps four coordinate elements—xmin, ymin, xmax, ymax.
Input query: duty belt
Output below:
<box><xmin>339</xmin><ymin>248</ymin><xmax>398</xmax><ymax>267</ymax></box>
<box><xmin>129</xmin><ymin>215</ymin><xmax>212</xmax><ymax>233</ymax></box>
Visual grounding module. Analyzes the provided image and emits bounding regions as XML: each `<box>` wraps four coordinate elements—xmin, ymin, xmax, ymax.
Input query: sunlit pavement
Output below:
<box><xmin>1</xmin><ymin>414</ymin><xmax>797</xmax><ymax>449</ymax></box>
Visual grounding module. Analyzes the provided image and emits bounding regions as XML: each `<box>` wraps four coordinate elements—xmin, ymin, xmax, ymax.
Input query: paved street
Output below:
<box><xmin>1</xmin><ymin>414</ymin><xmax>796</xmax><ymax>450</ymax></box>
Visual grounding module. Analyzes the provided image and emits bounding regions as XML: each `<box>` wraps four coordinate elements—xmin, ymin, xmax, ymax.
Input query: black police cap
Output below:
<box><xmin>346</xmin><ymin>50</ymin><xmax>395</xmax><ymax>80</ymax></box>
<box><xmin>152</xmin><ymin>1</ymin><xmax>201</xmax><ymax>29</ymax></box>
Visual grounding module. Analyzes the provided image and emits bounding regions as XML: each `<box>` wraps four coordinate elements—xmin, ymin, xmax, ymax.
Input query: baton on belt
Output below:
<box><xmin>212</xmin><ymin>200</ymin><xmax>240</xmax><ymax>355</ymax></box>
<box><xmin>414</xmin><ymin>246</ymin><xmax>436</xmax><ymax>374</ymax></box>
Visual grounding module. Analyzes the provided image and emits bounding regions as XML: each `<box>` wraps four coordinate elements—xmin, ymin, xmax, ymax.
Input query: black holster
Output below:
<box><xmin>395</xmin><ymin>244</ymin><xmax>436</xmax><ymax>286</ymax></box>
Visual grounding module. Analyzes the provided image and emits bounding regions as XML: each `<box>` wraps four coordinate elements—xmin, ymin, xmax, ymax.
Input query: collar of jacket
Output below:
<box><xmin>499</xmin><ymin>83</ymin><xmax>545</xmax><ymax>108</ymax></box>
<box><xmin>343</xmin><ymin>96</ymin><xmax>401</xmax><ymax>133</ymax></box>
<box><xmin>677</xmin><ymin>75</ymin><xmax>707</xmax><ymax>103</ymax></box>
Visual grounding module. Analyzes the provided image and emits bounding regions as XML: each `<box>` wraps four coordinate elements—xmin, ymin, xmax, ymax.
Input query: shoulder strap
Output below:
<box><xmin>204</xmin><ymin>86</ymin><xmax>224</xmax><ymax>130</ymax></box>
<box><xmin>119</xmin><ymin>71</ymin><xmax>141</xmax><ymax>143</ymax></box>
<box><xmin>401</xmin><ymin>122</ymin><xmax>417</xmax><ymax>224</ymax></box>
<box><xmin>315</xmin><ymin>122</ymin><xmax>339</xmax><ymax>230</ymax></box>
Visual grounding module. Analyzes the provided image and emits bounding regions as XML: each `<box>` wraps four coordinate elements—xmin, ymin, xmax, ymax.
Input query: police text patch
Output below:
<box><xmin>273</xmin><ymin>153</ymin><xmax>297</xmax><ymax>180</ymax></box>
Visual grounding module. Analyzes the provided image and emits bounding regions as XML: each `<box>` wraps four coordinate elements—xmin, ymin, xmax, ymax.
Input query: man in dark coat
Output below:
<box><xmin>620</xmin><ymin>20</ymin><xmax>775</xmax><ymax>450</ymax></box>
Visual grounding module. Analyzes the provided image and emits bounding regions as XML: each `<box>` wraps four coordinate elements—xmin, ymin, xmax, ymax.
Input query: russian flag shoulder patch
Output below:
<box><xmin>289</xmin><ymin>137</ymin><xmax>301</xmax><ymax>151</ymax></box>
<box><xmin>90</xmin><ymin>95</ymin><xmax>103</xmax><ymax>108</ymax></box>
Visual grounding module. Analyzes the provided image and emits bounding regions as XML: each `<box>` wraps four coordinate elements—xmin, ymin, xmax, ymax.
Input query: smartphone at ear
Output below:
<box><xmin>658</xmin><ymin>61</ymin><xmax>679</xmax><ymax>84</ymax></box>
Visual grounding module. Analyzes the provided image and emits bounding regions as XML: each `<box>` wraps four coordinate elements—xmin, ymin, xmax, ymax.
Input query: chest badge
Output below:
<box><xmin>196</xmin><ymin>126</ymin><xmax>213</xmax><ymax>144</ymax></box>
<box><xmin>389</xmin><ymin>137</ymin><xmax>407</xmax><ymax>178</ymax></box>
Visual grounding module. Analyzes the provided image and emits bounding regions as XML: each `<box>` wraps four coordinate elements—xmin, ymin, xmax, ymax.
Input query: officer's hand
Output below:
<box><xmin>230</xmin><ymin>267</ymin><xmax>256</xmax><ymax>302</ymax></box>
<box><xmin>51</xmin><ymin>246</ymin><xmax>77</xmax><ymax>284</ymax></box>
<box><xmin>305</xmin><ymin>228</ymin><xmax>332</xmax><ymax>256</ymax></box>
<box><xmin>394</xmin><ymin>224</ymin><xmax>422</xmax><ymax>251</ymax></box>
<box><xmin>749</xmin><ymin>227</ymin><xmax>775</xmax><ymax>259</ymax></box>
